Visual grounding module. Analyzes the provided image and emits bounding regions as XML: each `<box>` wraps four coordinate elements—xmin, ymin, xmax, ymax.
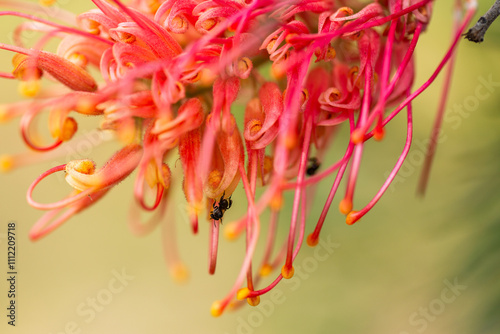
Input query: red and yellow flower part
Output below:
<box><xmin>0</xmin><ymin>0</ymin><xmax>477</xmax><ymax>316</ymax></box>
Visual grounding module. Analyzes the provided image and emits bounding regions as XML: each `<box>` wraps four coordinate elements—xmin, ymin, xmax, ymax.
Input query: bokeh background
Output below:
<box><xmin>1</xmin><ymin>1</ymin><xmax>499</xmax><ymax>333</ymax></box>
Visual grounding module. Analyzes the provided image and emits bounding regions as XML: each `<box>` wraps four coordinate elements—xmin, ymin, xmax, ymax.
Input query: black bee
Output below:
<box><xmin>306</xmin><ymin>157</ymin><xmax>321</xmax><ymax>176</ymax></box>
<box><xmin>210</xmin><ymin>192</ymin><xmax>232</xmax><ymax>224</ymax></box>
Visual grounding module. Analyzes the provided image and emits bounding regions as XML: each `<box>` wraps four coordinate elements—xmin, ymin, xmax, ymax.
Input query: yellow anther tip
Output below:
<box><xmin>18</xmin><ymin>80</ymin><xmax>40</xmax><ymax>98</ymax></box>
<box><xmin>346</xmin><ymin>211</ymin><xmax>360</xmax><ymax>225</ymax></box>
<box><xmin>281</xmin><ymin>265</ymin><xmax>294</xmax><ymax>279</ymax></box>
<box><xmin>118</xmin><ymin>126</ymin><xmax>136</xmax><ymax>145</ymax></box>
<box><xmin>210</xmin><ymin>300</ymin><xmax>224</xmax><ymax>317</ymax></box>
<box><xmin>306</xmin><ymin>234</ymin><xmax>319</xmax><ymax>247</ymax></box>
<box><xmin>271</xmin><ymin>63</ymin><xmax>286</xmax><ymax>80</ymax></box>
<box><xmin>145</xmin><ymin>160</ymin><xmax>160</xmax><ymax>189</ymax></box>
<box><xmin>201</xmin><ymin>18</ymin><xmax>217</xmax><ymax>31</ymax></box>
<box><xmin>327</xmin><ymin>45</ymin><xmax>337</xmax><ymax>60</ymax></box>
<box><xmin>223</xmin><ymin>223</ymin><xmax>240</xmax><ymax>241</ymax></box>
<box><xmin>237</xmin><ymin>287</ymin><xmax>251</xmax><ymax>300</ymax></box>
<box><xmin>259</xmin><ymin>264</ymin><xmax>273</xmax><ymax>277</ymax></box>
<box><xmin>60</xmin><ymin>117</ymin><xmax>78</xmax><ymax>141</ymax></box>
<box><xmin>247</xmin><ymin>296</ymin><xmax>260</xmax><ymax>307</ymax></box>
<box><xmin>207</xmin><ymin>169</ymin><xmax>222</xmax><ymax>190</ymax></box>
<box><xmin>350</xmin><ymin>129</ymin><xmax>364</xmax><ymax>144</ymax></box>
<box><xmin>67</xmin><ymin>159</ymin><xmax>96</xmax><ymax>175</ymax></box>
<box><xmin>39</xmin><ymin>0</ymin><xmax>56</xmax><ymax>6</ymax></box>
<box><xmin>170</xmin><ymin>263</ymin><xmax>189</xmax><ymax>283</ymax></box>
<box><xmin>76</xmin><ymin>98</ymin><xmax>96</xmax><ymax>115</ymax></box>
<box><xmin>248</xmin><ymin>119</ymin><xmax>263</xmax><ymax>136</ymax></box>
<box><xmin>0</xmin><ymin>107</ymin><xmax>10</xmax><ymax>123</ymax></box>
<box><xmin>159</xmin><ymin>163</ymin><xmax>171</xmax><ymax>189</ymax></box>
<box><xmin>339</xmin><ymin>198</ymin><xmax>353</xmax><ymax>215</ymax></box>
<box><xmin>67</xmin><ymin>53</ymin><xmax>88</xmax><ymax>68</ymax></box>
<box><xmin>284</xmin><ymin>133</ymin><xmax>297</xmax><ymax>149</ymax></box>
<box><xmin>0</xmin><ymin>155</ymin><xmax>15</xmax><ymax>173</ymax></box>
<box><xmin>269</xmin><ymin>193</ymin><xmax>283</xmax><ymax>211</ymax></box>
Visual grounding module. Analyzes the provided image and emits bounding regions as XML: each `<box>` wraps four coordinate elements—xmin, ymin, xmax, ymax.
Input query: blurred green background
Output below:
<box><xmin>1</xmin><ymin>1</ymin><xmax>499</xmax><ymax>333</ymax></box>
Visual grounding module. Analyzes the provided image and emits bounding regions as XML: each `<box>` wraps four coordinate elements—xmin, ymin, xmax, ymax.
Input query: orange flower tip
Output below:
<box><xmin>248</xmin><ymin>119</ymin><xmax>263</xmax><ymax>136</ymax></box>
<box><xmin>284</xmin><ymin>133</ymin><xmax>297</xmax><ymax>149</ymax></box>
<box><xmin>285</xmin><ymin>33</ymin><xmax>298</xmax><ymax>44</ymax></box>
<box><xmin>300</xmin><ymin>89</ymin><xmax>309</xmax><ymax>106</ymax></box>
<box><xmin>159</xmin><ymin>163</ymin><xmax>172</xmax><ymax>189</ymax></box>
<box><xmin>259</xmin><ymin>263</ymin><xmax>273</xmax><ymax>277</ymax></box>
<box><xmin>346</xmin><ymin>211</ymin><xmax>360</xmax><ymax>225</ymax></box>
<box><xmin>237</xmin><ymin>287</ymin><xmax>251</xmax><ymax>300</ymax></box>
<box><xmin>373</xmin><ymin>127</ymin><xmax>385</xmax><ymax>141</ymax></box>
<box><xmin>269</xmin><ymin>193</ymin><xmax>283</xmax><ymax>211</ymax></box>
<box><xmin>67</xmin><ymin>53</ymin><xmax>88</xmax><ymax>68</ymax></box>
<box><xmin>281</xmin><ymin>265</ymin><xmax>294</xmax><ymax>279</ymax></box>
<box><xmin>18</xmin><ymin>80</ymin><xmax>40</xmax><ymax>98</ymax></box>
<box><xmin>0</xmin><ymin>155</ymin><xmax>15</xmax><ymax>173</ymax></box>
<box><xmin>247</xmin><ymin>296</ymin><xmax>260</xmax><ymax>307</ymax></box>
<box><xmin>0</xmin><ymin>106</ymin><xmax>9</xmax><ymax>123</ymax></box>
<box><xmin>171</xmin><ymin>16</ymin><xmax>187</xmax><ymax>31</ymax></box>
<box><xmin>236</xmin><ymin>57</ymin><xmax>252</xmax><ymax>79</ymax></box>
<box><xmin>263</xmin><ymin>155</ymin><xmax>273</xmax><ymax>175</ymax></box>
<box><xmin>326</xmin><ymin>45</ymin><xmax>337</xmax><ymax>60</ymax></box>
<box><xmin>227</xmin><ymin>300</ymin><xmax>239</xmax><ymax>310</ymax></box>
<box><xmin>60</xmin><ymin>117</ymin><xmax>78</xmax><ymax>141</ymax></box>
<box><xmin>223</xmin><ymin>223</ymin><xmax>240</xmax><ymax>241</ymax></box>
<box><xmin>39</xmin><ymin>0</ymin><xmax>56</xmax><ymax>5</ymax></box>
<box><xmin>76</xmin><ymin>99</ymin><xmax>99</xmax><ymax>115</ymax></box>
<box><xmin>210</xmin><ymin>300</ymin><xmax>224</xmax><ymax>317</ymax></box>
<box><xmin>306</xmin><ymin>233</ymin><xmax>319</xmax><ymax>247</ymax></box>
<box><xmin>200</xmin><ymin>68</ymin><xmax>216</xmax><ymax>86</ymax></box>
<box><xmin>146</xmin><ymin>0</ymin><xmax>161</xmax><ymax>13</ymax></box>
<box><xmin>145</xmin><ymin>160</ymin><xmax>160</xmax><ymax>188</ymax></box>
<box><xmin>339</xmin><ymin>198</ymin><xmax>353</xmax><ymax>215</ymax></box>
<box><xmin>350</xmin><ymin>129</ymin><xmax>364</xmax><ymax>144</ymax></box>
<box><xmin>349</xmin><ymin>66</ymin><xmax>359</xmax><ymax>78</ymax></box>
<box><xmin>270</xmin><ymin>63</ymin><xmax>286</xmax><ymax>80</ymax></box>
<box><xmin>337</xmin><ymin>7</ymin><xmax>354</xmax><ymax>16</ymax></box>
<box><xmin>351</xmin><ymin>30</ymin><xmax>364</xmax><ymax>40</ymax></box>
<box><xmin>119</xmin><ymin>127</ymin><xmax>137</xmax><ymax>144</ymax></box>
<box><xmin>201</xmin><ymin>18</ymin><xmax>217</xmax><ymax>31</ymax></box>
<box><xmin>170</xmin><ymin>263</ymin><xmax>189</xmax><ymax>283</ymax></box>
<box><xmin>207</xmin><ymin>170</ymin><xmax>223</xmax><ymax>192</ymax></box>
<box><xmin>117</xmin><ymin>31</ymin><xmax>136</xmax><ymax>44</ymax></box>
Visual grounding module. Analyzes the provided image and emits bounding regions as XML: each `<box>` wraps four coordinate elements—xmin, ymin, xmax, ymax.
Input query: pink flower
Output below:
<box><xmin>0</xmin><ymin>0</ymin><xmax>477</xmax><ymax>316</ymax></box>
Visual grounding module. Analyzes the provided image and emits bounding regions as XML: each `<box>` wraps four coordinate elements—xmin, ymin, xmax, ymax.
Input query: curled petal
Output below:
<box><xmin>134</xmin><ymin>161</ymin><xmax>170</xmax><ymax>211</ymax></box>
<box><xmin>13</xmin><ymin>49</ymin><xmax>97</xmax><ymax>92</ymax></box>
<box><xmin>65</xmin><ymin>144</ymin><xmax>143</xmax><ymax>191</ymax></box>
<box><xmin>152</xmin><ymin>98</ymin><xmax>204</xmax><ymax>142</ymax></box>
<box><xmin>330</xmin><ymin>2</ymin><xmax>383</xmax><ymax>22</ymax></box>
<box><xmin>204</xmin><ymin>114</ymin><xmax>244</xmax><ymax>199</ymax></box>
<box><xmin>155</xmin><ymin>0</ymin><xmax>198</xmax><ymax>34</ymax></box>
<box><xmin>57</xmin><ymin>35</ymin><xmax>110</xmax><ymax>68</ymax></box>
<box><xmin>109</xmin><ymin>20</ymin><xmax>182</xmax><ymax>59</ymax></box>
<box><xmin>193</xmin><ymin>0</ymin><xmax>243</xmax><ymax>34</ymax></box>
<box><xmin>77</xmin><ymin>9</ymin><xmax>120</xmax><ymax>35</ymax></box>
<box><xmin>244</xmin><ymin>82</ymin><xmax>283</xmax><ymax>149</ymax></box>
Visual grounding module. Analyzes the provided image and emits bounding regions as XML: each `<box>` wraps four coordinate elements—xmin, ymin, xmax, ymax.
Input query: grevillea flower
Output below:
<box><xmin>0</xmin><ymin>0</ymin><xmax>478</xmax><ymax>316</ymax></box>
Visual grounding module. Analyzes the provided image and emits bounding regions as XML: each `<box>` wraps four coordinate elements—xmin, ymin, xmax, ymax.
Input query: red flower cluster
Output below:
<box><xmin>0</xmin><ymin>0</ymin><xmax>476</xmax><ymax>316</ymax></box>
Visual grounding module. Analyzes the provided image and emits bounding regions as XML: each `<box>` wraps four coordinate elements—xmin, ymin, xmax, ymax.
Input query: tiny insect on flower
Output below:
<box><xmin>210</xmin><ymin>191</ymin><xmax>233</xmax><ymax>223</ymax></box>
<box><xmin>306</xmin><ymin>157</ymin><xmax>321</xmax><ymax>176</ymax></box>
